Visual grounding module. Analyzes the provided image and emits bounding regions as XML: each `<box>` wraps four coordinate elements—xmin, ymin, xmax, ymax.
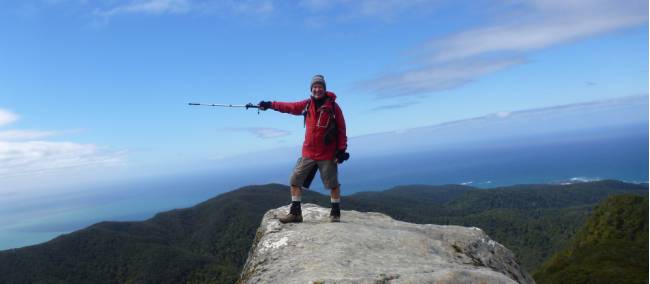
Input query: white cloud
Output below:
<box><xmin>246</xmin><ymin>127</ymin><xmax>291</xmax><ymax>139</ymax></box>
<box><xmin>229</xmin><ymin>0</ymin><xmax>275</xmax><ymax>16</ymax></box>
<box><xmin>41</xmin><ymin>0</ymin><xmax>434</xmax><ymax>21</ymax></box>
<box><xmin>225</xmin><ymin>127</ymin><xmax>291</xmax><ymax>139</ymax></box>
<box><xmin>363</xmin><ymin>0</ymin><xmax>648</xmax><ymax>96</ymax></box>
<box><xmin>0</xmin><ymin>141</ymin><xmax>126</xmax><ymax>179</ymax></box>
<box><xmin>96</xmin><ymin>0</ymin><xmax>191</xmax><ymax>17</ymax></box>
<box><xmin>0</xmin><ymin>109</ymin><xmax>18</xmax><ymax>127</ymax></box>
<box><xmin>362</xmin><ymin>58</ymin><xmax>524</xmax><ymax>97</ymax></box>
<box><xmin>299</xmin><ymin>0</ymin><xmax>334</xmax><ymax>11</ymax></box>
<box><xmin>423</xmin><ymin>0</ymin><xmax>648</xmax><ymax>63</ymax></box>
<box><xmin>0</xmin><ymin>108</ymin><xmax>125</xmax><ymax>183</ymax></box>
<box><xmin>369</xmin><ymin>100</ymin><xmax>420</xmax><ymax>112</ymax></box>
<box><xmin>299</xmin><ymin>0</ymin><xmax>437</xmax><ymax>20</ymax></box>
<box><xmin>92</xmin><ymin>0</ymin><xmax>277</xmax><ymax>19</ymax></box>
<box><xmin>0</xmin><ymin>130</ymin><xmax>58</xmax><ymax>141</ymax></box>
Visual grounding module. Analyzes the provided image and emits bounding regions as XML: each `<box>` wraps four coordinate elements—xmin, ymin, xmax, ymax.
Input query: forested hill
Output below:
<box><xmin>0</xmin><ymin>184</ymin><xmax>325</xmax><ymax>284</ymax></box>
<box><xmin>0</xmin><ymin>180</ymin><xmax>647</xmax><ymax>283</ymax></box>
<box><xmin>533</xmin><ymin>194</ymin><xmax>648</xmax><ymax>283</ymax></box>
<box><xmin>344</xmin><ymin>179</ymin><xmax>648</xmax><ymax>272</ymax></box>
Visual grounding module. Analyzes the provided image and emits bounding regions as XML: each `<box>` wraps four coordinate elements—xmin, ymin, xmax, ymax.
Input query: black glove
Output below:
<box><xmin>258</xmin><ymin>101</ymin><xmax>272</xmax><ymax>111</ymax></box>
<box><xmin>335</xmin><ymin>150</ymin><xmax>350</xmax><ymax>164</ymax></box>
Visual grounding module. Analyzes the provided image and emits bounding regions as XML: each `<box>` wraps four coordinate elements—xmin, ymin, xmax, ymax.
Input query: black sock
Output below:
<box><xmin>331</xmin><ymin>202</ymin><xmax>340</xmax><ymax>216</ymax></box>
<box><xmin>290</xmin><ymin>201</ymin><xmax>301</xmax><ymax>215</ymax></box>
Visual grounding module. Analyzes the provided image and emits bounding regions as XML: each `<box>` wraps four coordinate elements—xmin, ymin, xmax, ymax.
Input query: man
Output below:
<box><xmin>259</xmin><ymin>74</ymin><xmax>348</xmax><ymax>223</ymax></box>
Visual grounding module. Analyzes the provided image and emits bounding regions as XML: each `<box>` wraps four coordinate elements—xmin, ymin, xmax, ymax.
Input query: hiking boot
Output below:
<box><xmin>279</xmin><ymin>213</ymin><xmax>303</xmax><ymax>223</ymax></box>
<box><xmin>280</xmin><ymin>201</ymin><xmax>302</xmax><ymax>223</ymax></box>
<box><xmin>330</xmin><ymin>203</ymin><xmax>340</xmax><ymax>222</ymax></box>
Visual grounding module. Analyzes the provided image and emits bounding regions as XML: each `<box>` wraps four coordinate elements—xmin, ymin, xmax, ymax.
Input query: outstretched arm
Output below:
<box><xmin>271</xmin><ymin>100</ymin><xmax>309</xmax><ymax>115</ymax></box>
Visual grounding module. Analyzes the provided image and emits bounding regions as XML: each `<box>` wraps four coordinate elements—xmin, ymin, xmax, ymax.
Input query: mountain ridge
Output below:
<box><xmin>1</xmin><ymin>180</ymin><xmax>647</xmax><ymax>283</ymax></box>
<box><xmin>533</xmin><ymin>194</ymin><xmax>648</xmax><ymax>283</ymax></box>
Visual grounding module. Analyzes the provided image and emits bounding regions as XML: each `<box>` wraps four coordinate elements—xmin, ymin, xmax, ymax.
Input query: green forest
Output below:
<box><xmin>534</xmin><ymin>194</ymin><xmax>648</xmax><ymax>284</ymax></box>
<box><xmin>0</xmin><ymin>180</ymin><xmax>647</xmax><ymax>283</ymax></box>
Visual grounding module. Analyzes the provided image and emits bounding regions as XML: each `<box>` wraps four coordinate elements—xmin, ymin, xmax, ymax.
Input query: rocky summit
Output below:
<box><xmin>239</xmin><ymin>203</ymin><xmax>534</xmax><ymax>284</ymax></box>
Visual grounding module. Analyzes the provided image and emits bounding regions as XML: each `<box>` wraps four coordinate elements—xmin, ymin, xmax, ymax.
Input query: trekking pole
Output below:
<box><xmin>188</xmin><ymin>102</ymin><xmax>261</xmax><ymax>114</ymax></box>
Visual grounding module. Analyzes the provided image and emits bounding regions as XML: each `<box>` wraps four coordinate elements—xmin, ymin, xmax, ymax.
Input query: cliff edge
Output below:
<box><xmin>239</xmin><ymin>203</ymin><xmax>534</xmax><ymax>284</ymax></box>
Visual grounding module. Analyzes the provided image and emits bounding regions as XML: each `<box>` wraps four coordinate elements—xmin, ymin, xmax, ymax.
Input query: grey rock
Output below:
<box><xmin>239</xmin><ymin>204</ymin><xmax>534</xmax><ymax>284</ymax></box>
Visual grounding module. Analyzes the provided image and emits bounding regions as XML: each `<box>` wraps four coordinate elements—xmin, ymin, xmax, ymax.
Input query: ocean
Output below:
<box><xmin>1</xmin><ymin>123</ymin><xmax>647</xmax><ymax>250</ymax></box>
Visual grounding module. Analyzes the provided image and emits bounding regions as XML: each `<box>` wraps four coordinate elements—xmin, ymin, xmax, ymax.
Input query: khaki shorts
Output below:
<box><xmin>290</xmin><ymin>157</ymin><xmax>340</xmax><ymax>189</ymax></box>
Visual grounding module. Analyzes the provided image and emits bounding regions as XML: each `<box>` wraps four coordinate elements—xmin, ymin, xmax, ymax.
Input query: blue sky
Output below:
<box><xmin>1</xmin><ymin>0</ymin><xmax>648</xmax><ymax>197</ymax></box>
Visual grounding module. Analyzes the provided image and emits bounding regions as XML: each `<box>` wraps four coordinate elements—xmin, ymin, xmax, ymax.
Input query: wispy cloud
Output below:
<box><xmin>229</xmin><ymin>0</ymin><xmax>274</xmax><ymax>16</ymax></box>
<box><xmin>42</xmin><ymin>0</ymin><xmax>433</xmax><ymax>21</ymax></box>
<box><xmin>96</xmin><ymin>0</ymin><xmax>191</xmax><ymax>17</ymax></box>
<box><xmin>362</xmin><ymin>58</ymin><xmax>524</xmax><ymax>97</ymax></box>
<box><xmin>0</xmin><ymin>141</ymin><xmax>126</xmax><ymax>179</ymax></box>
<box><xmin>299</xmin><ymin>0</ymin><xmax>437</xmax><ymax>20</ymax></box>
<box><xmin>225</xmin><ymin>127</ymin><xmax>291</xmax><ymax>139</ymax></box>
<box><xmin>0</xmin><ymin>130</ymin><xmax>58</xmax><ymax>141</ymax></box>
<box><xmin>369</xmin><ymin>100</ymin><xmax>420</xmax><ymax>111</ymax></box>
<box><xmin>362</xmin><ymin>0</ymin><xmax>648</xmax><ymax>97</ymax></box>
<box><xmin>421</xmin><ymin>0</ymin><xmax>647</xmax><ymax>63</ymax></box>
<box><xmin>0</xmin><ymin>109</ymin><xmax>125</xmax><ymax>181</ymax></box>
<box><xmin>90</xmin><ymin>0</ymin><xmax>193</xmax><ymax>23</ymax></box>
<box><xmin>427</xmin><ymin>94</ymin><xmax>648</xmax><ymax>130</ymax></box>
<box><xmin>248</xmin><ymin>127</ymin><xmax>290</xmax><ymax>139</ymax></box>
<box><xmin>91</xmin><ymin>0</ymin><xmax>277</xmax><ymax>20</ymax></box>
<box><xmin>0</xmin><ymin>109</ymin><xmax>19</xmax><ymax>127</ymax></box>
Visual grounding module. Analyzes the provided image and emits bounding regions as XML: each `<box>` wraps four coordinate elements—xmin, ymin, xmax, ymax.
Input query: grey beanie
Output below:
<box><xmin>310</xmin><ymin>74</ymin><xmax>326</xmax><ymax>90</ymax></box>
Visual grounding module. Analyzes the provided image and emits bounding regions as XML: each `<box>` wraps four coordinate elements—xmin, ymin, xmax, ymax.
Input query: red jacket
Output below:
<box><xmin>272</xmin><ymin>91</ymin><xmax>347</xmax><ymax>161</ymax></box>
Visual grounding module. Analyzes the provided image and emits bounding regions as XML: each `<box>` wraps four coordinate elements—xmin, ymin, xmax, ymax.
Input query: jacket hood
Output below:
<box><xmin>326</xmin><ymin>91</ymin><xmax>337</xmax><ymax>101</ymax></box>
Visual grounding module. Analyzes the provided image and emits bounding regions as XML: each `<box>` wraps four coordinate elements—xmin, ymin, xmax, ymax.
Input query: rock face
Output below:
<box><xmin>239</xmin><ymin>204</ymin><xmax>534</xmax><ymax>284</ymax></box>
